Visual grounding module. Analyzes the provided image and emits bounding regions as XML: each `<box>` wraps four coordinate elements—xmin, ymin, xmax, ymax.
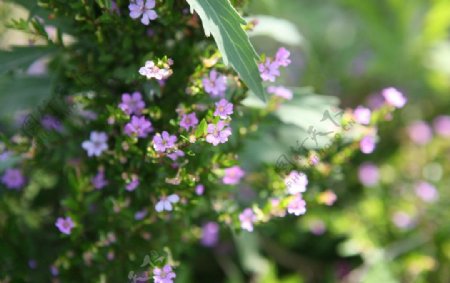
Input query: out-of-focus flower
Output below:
<box><xmin>407</xmin><ymin>121</ymin><xmax>432</xmax><ymax>145</ymax></box>
<box><xmin>360</xmin><ymin>134</ymin><xmax>376</xmax><ymax>154</ymax></box>
<box><xmin>239</xmin><ymin>208</ymin><xmax>256</xmax><ymax>232</ymax></box>
<box><xmin>318</xmin><ymin>190</ymin><xmax>337</xmax><ymax>206</ymax></box>
<box><xmin>153</xmin><ymin>131</ymin><xmax>177</xmax><ymax>152</ymax></box>
<box><xmin>392</xmin><ymin>212</ymin><xmax>414</xmax><ymax>229</ymax></box>
<box><xmin>134</xmin><ymin>209</ymin><xmax>148</xmax><ymax>220</ymax></box>
<box><xmin>223</xmin><ymin>166</ymin><xmax>245</xmax><ymax>185</ymax></box>
<box><xmin>126</xmin><ymin>175</ymin><xmax>140</xmax><ymax>191</ymax></box>
<box><xmin>258</xmin><ymin>58</ymin><xmax>280</xmax><ymax>82</ymax></box>
<box><xmin>124</xmin><ymin>116</ymin><xmax>153</xmax><ymax>138</ymax></box>
<box><xmin>287</xmin><ymin>195</ymin><xmax>307</xmax><ymax>216</ymax></box>
<box><xmin>167</xmin><ymin>150</ymin><xmax>184</xmax><ymax>161</ymax></box>
<box><xmin>202</xmin><ymin>70</ymin><xmax>227</xmax><ymax>98</ymax></box>
<box><xmin>201</xmin><ymin>222</ymin><xmax>219</xmax><ymax>247</ymax></box>
<box><xmin>213</xmin><ymin>99</ymin><xmax>233</xmax><ymax>119</ymax></box>
<box><xmin>155</xmin><ymin>194</ymin><xmax>180</xmax><ymax>212</ymax></box>
<box><xmin>274</xmin><ymin>47</ymin><xmax>291</xmax><ymax>67</ymax></box>
<box><xmin>284</xmin><ymin>171</ymin><xmax>308</xmax><ymax>194</ymax></box>
<box><xmin>415</xmin><ymin>181</ymin><xmax>438</xmax><ymax>203</ymax></box>
<box><xmin>153</xmin><ymin>264</ymin><xmax>176</xmax><ymax>283</ymax></box>
<box><xmin>206</xmin><ymin>121</ymin><xmax>232</xmax><ymax>146</ymax></box>
<box><xmin>353</xmin><ymin>106</ymin><xmax>371</xmax><ymax>125</ymax></box>
<box><xmin>267</xmin><ymin>86</ymin><xmax>293</xmax><ymax>100</ymax></box>
<box><xmin>92</xmin><ymin>169</ymin><xmax>108</xmax><ymax>189</ymax></box>
<box><xmin>82</xmin><ymin>131</ymin><xmax>108</xmax><ymax>157</ymax></box>
<box><xmin>180</xmin><ymin>113</ymin><xmax>198</xmax><ymax>131</ymax></box>
<box><xmin>358</xmin><ymin>162</ymin><xmax>379</xmax><ymax>187</ymax></box>
<box><xmin>433</xmin><ymin>115</ymin><xmax>450</xmax><ymax>137</ymax></box>
<box><xmin>119</xmin><ymin>92</ymin><xmax>145</xmax><ymax>116</ymax></box>
<box><xmin>1</xmin><ymin>168</ymin><xmax>26</xmax><ymax>189</ymax></box>
<box><xmin>195</xmin><ymin>184</ymin><xmax>205</xmax><ymax>195</ymax></box>
<box><xmin>55</xmin><ymin>217</ymin><xmax>75</xmax><ymax>235</ymax></box>
<box><xmin>41</xmin><ymin>115</ymin><xmax>63</xmax><ymax>132</ymax></box>
<box><xmin>382</xmin><ymin>87</ymin><xmax>407</xmax><ymax>108</ymax></box>
<box><xmin>309</xmin><ymin>220</ymin><xmax>326</xmax><ymax>235</ymax></box>
<box><xmin>129</xmin><ymin>0</ymin><xmax>158</xmax><ymax>26</ymax></box>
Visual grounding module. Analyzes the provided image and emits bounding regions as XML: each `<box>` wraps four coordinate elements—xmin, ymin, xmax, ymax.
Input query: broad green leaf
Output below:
<box><xmin>195</xmin><ymin>119</ymin><xmax>208</xmax><ymax>138</ymax></box>
<box><xmin>186</xmin><ymin>0</ymin><xmax>266</xmax><ymax>101</ymax></box>
<box><xmin>0</xmin><ymin>46</ymin><xmax>54</xmax><ymax>74</ymax></box>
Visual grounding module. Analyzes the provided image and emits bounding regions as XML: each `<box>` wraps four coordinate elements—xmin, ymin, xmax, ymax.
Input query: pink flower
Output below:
<box><xmin>153</xmin><ymin>264</ymin><xmax>176</xmax><ymax>283</ymax></box>
<box><xmin>179</xmin><ymin>112</ymin><xmax>198</xmax><ymax>131</ymax></box>
<box><xmin>274</xmin><ymin>47</ymin><xmax>291</xmax><ymax>67</ymax></box>
<box><xmin>195</xmin><ymin>184</ymin><xmax>205</xmax><ymax>195</ymax></box>
<box><xmin>119</xmin><ymin>92</ymin><xmax>145</xmax><ymax>116</ymax></box>
<box><xmin>213</xmin><ymin>99</ymin><xmax>233</xmax><ymax>119</ymax></box>
<box><xmin>55</xmin><ymin>217</ymin><xmax>75</xmax><ymax>235</ymax></box>
<box><xmin>358</xmin><ymin>162</ymin><xmax>379</xmax><ymax>187</ymax></box>
<box><xmin>284</xmin><ymin>171</ymin><xmax>308</xmax><ymax>194</ymax></box>
<box><xmin>407</xmin><ymin>121</ymin><xmax>432</xmax><ymax>145</ymax></box>
<box><xmin>129</xmin><ymin>0</ymin><xmax>158</xmax><ymax>26</ymax></box>
<box><xmin>239</xmin><ymin>208</ymin><xmax>256</xmax><ymax>232</ymax></box>
<box><xmin>202</xmin><ymin>69</ymin><xmax>227</xmax><ymax>98</ymax></box>
<box><xmin>1</xmin><ymin>168</ymin><xmax>26</xmax><ymax>190</ymax></box>
<box><xmin>415</xmin><ymin>181</ymin><xmax>438</xmax><ymax>203</ymax></box>
<box><xmin>139</xmin><ymin>60</ymin><xmax>171</xmax><ymax>80</ymax></box>
<box><xmin>287</xmin><ymin>195</ymin><xmax>307</xmax><ymax>216</ymax></box>
<box><xmin>155</xmin><ymin>194</ymin><xmax>180</xmax><ymax>212</ymax></box>
<box><xmin>125</xmin><ymin>175</ymin><xmax>139</xmax><ymax>191</ymax></box>
<box><xmin>392</xmin><ymin>212</ymin><xmax>414</xmax><ymax>229</ymax></box>
<box><xmin>223</xmin><ymin>166</ymin><xmax>245</xmax><ymax>185</ymax></box>
<box><xmin>153</xmin><ymin>131</ymin><xmax>177</xmax><ymax>152</ymax></box>
<box><xmin>124</xmin><ymin>116</ymin><xmax>153</xmax><ymax>138</ymax></box>
<box><xmin>382</xmin><ymin>87</ymin><xmax>407</xmax><ymax>108</ymax></box>
<box><xmin>353</xmin><ymin>106</ymin><xmax>371</xmax><ymax>125</ymax></box>
<box><xmin>360</xmin><ymin>135</ymin><xmax>376</xmax><ymax>154</ymax></box>
<box><xmin>206</xmin><ymin>121</ymin><xmax>232</xmax><ymax>146</ymax></box>
<box><xmin>258</xmin><ymin>58</ymin><xmax>280</xmax><ymax>82</ymax></box>
<box><xmin>82</xmin><ymin>131</ymin><xmax>108</xmax><ymax>157</ymax></box>
<box><xmin>267</xmin><ymin>86</ymin><xmax>293</xmax><ymax>100</ymax></box>
<box><xmin>433</xmin><ymin>115</ymin><xmax>450</xmax><ymax>137</ymax></box>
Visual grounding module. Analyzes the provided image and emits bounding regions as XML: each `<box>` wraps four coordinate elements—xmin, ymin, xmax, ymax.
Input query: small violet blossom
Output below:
<box><xmin>407</xmin><ymin>121</ymin><xmax>432</xmax><ymax>145</ymax></box>
<box><xmin>167</xmin><ymin>150</ymin><xmax>185</xmax><ymax>161</ymax></box>
<box><xmin>360</xmin><ymin>135</ymin><xmax>376</xmax><ymax>154</ymax></box>
<box><xmin>180</xmin><ymin>112</ymin><xmax>198</xmax><ymax>131</ymax></box>
<box><xmin>82</xmin><ymin>131</ymin><xmax>108</xmax><ymax>157</ymax></box>
<box><xmin>239</xmin><ymin>208</ymin><xmax>256</xmax><ymax>232</ymax></box>
<box><xmin>195</xmin><ymin>184</ymin><xmax>205</xmax><ymax>195</ymax></box>
<box><xmin>139</xmin><ymin>60</ymin><xmax>171</xmax><ymax>80</ymax></box>
<box><xmin>206</xmin><ymin>121</ymin><xmax>232</xmax><ymax>146</ymax></box>
<box><xmin>201</xmin><ymin>222</ymin><xmax>220</xmax><ymax>247</ymax></box>
<box><xmin>358</xmin><ymin>162</ymin><xmax>379</xmax><ymax>187</ymax></box>
<box><xmin>213</xmin><ymin>99</ymin><xmax>233</xmax><ymax>119</ymax></box>
<box><xmin>1</xmin><ymin>168</ymin><xmax>26</xmax><ymax>189</ymax></box>
<box><xmin>153</xmin><ymin>131</ymin><xmax>177</xmax><ymax>152</ymax></box>
<box><xmin>223</xmin><ymin>166</ymin><xmax>245</xmax><ymax>185</ymax></box>
<box><xmin>258</xmin><ymin>58</ymin><xmax>280</xmax><ymax>82</ymax></box>
<box><xmin>415</xmin><ymin>181</ymin><xmax>438</xmax><ymax>203</ymax></box>
<box><xmin>134</xmin><ymin>209</ymin><xmax>148</xmax><ymax>220</ymax></box>
<box><xmin>155</xmin><ymin>194</ymin><xmax>180</xmax><ymax>212</ymax></box>
<box><xmin>124</xmin><ymin>116</ymin><xmax>153</xmax><ymax>138</ymax></box>
<box><xmin>382</xmin><ymin>87</ymin><xmax>407</xmax><ymax>108</ymax></box>
<box><xmin>353</xmin><ymin>106</ymin><xmax>371</xmax><ymax>125</ymax></box>
<box><xmin>433</xmin><ymin>115</ymin><xmax>450</xmax><ymax>137</ymax></box>
<box><xmin>392</xmin><ymin>212</ymin><xmax>414</xmax><ymax>229</ymax></box>
<box><xmin>267</xmin><ymin>86</ymin><xmax>293</xmax><ymax>100</ymax></box>
<box><xmin>126</xmin><ymin>175</ymin><xmax>140</xmax><ymax>191</ymax></box>
<box><xmin>55</xmin><ymin>217</ymin><xmax>75</xmax><ymax>235</ymax></box>
<box><xmin>285</xmin><ymin>171</ymin><xmax>308</xmax><ymax>194</ymax></box>
<box><xmin>153</xmin><ymin>264</ymin><xmax>176</xmax><ymax>283</ymax></box>
<box><xmin>92</xmin><ymin>169</ymin><xmax>108</xmax><ymax>189</ymax></box>
<box><xmin>129</xmin><ymin>0</ymin><xmax>158</xmax><ymax>26</ymax></box>
<box><xmin>274</xmin><ymin>47</ymin><xmax>291</xmax><ymax>67</ymax></box>
<box><xmin>287</xmin><ymin>195</ymin><xmax>307</xmax><ymax>216</ymax></box>
<box><xmin>202</xmin><ymin>70</ymin><xmax>227</xmax><ymax>98</ymax></box>
<box><xmin>119</xmin><ymin>92</ymin><xmax>145</xmax><ymax>116</ymax></box>
<box><xmin>41</xmin><ymin>115</ymin><xmax>63</xmax><ymax>132</ymax></box>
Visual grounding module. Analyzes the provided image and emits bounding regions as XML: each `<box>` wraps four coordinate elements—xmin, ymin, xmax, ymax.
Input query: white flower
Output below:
<box><xmin>82</xmin><ymin>131</ymin><xmax>108</xmax><ymax>157</ymax></box>
<box><xmin>129</xmin><ymin>0</ymin><xmax>158</xmax><ymax>26</ymax></box>
<box><xmin>139</xmin><ymin>60</ymin><xmax>171</xmax><ymax>80</ymax></box>
<box><xmin>285</xmin><ymin>171</ymin><xmax>308</xmax><ymax>194</ymax></box>
<box><xmin>155</xmin><ymin>194</ymin><xmax>180</xmax><ymax>212</ymax></box>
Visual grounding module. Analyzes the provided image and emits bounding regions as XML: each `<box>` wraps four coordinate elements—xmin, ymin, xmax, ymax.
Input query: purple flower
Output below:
<box><xmin>134</xmin><ymin>209</ymin><xmax>148</xmax><ymax>220</ymax></box>
<box><xmin>213</xmin><ymin>99</ymin><xmax>233</xmax><ymax>119</ymax></box>
<box><xmin>309</xmin><ymin>220</ymin><xmax>326</xmax><ymax>235</ymax></box>
<box><xmin>153</xmin><ymin>131</ymin><xmax>177</xmax><ymax>152</ymax></box>
<box><xmin>274</xmin><ymin>47</ymin><xmax>291</xmax><ymax>67</ymax></box>
<box><xmin>433</xmin><ymin>115</ymin><xmax>450</xmax><ymax>137</ymax></box>
<box><xmin>353</xmin><ymin>106</ymin><xmax>371</xmax><ymax>125</ymax></box>
<box><xmin>382</xmin><ymin>87</ymin><xmax>407</xmax><ymax>108</ymax></box>
<box><xmin>267</xmin><ymin>86</ymin><xmax>293</xmax><ymax>100</ymax></box>
<box><xmin>126</xmin><ymin>175</ymin><xmax>140</xmax><ymax>191</ymax></box>
<box><xmin>358</xmin><ymin>162</ymin><xmax>379</xmax><ymax>187</ymax></box>
<box><xmin>195</xmin><ymin>184</ymin><xmax>205</xmax><ymax>195</ymax></box>
<box><xmin>179</xmin><ymin>112</ymin><xmax>198</xmax><ymax>131</ymax></box>
<box><xmin>392</xmin><ymin>212</ymin><xmax>414</xmax><ymax>229</ymax></box>
<box><xmin>206</xmin><ymin>121</ymin><xmax>232</xmax><ymax>146</ymax></box>
<box><xmin>155</xmin><ymin>194</ymin><xmax>180</xmax><ymax>212</ymax></box>
<box><xmin>407</xmin><ymin>121</ymin><xmax>432</xmax><ymax>145</ymax></box>
<box><xmin>82</xmin><ymin>131</ymin><xmax>108</xmax><ymax>157</ymax></box>
<box><xmin>201</xmin><ymin>222</ymin><xmax>219</xmax><ymax>247</ymax></box>
<box><xmin>55</xmin><ymin>217</ymin><xmax>75</xmax><ymax>235</ymax></box>
<box><xmin>139</xmin><ymin>60</ymin><xmax>171</xmax><ymax>80</ymax></box>
<box><xmin>119</xmin><ymin>92</ymin><xmax>145</xmax><ymax>116</ymax></box>
<box><xmin>284</xmin><ymin>171</ymin><xmax>308</xmax><ymax>194</ymax></box>
<box><xmin>1</xmin><ymin>168</ymin><xmax>26</xmax><ymax>189</ymax></box>
<box><xmin>202</xmin><ymin>69</ymin><xmax>227</xmax><ymax>98</ymax></box>
<box><xmin>287</xmin><ymin>195</ymin><xmax>307</xmax><ymax>216</ymax></box>
<box><xmin>153</xmin><ymin>264</ymin><xmax>176</xmax><ymax>283</ymax></box>
<box><xmin>50</xmin><ymin>265</ymin><xmax>59</xmax><ymax>276</ymax></box>
<box><xmin>91</xmin><ymin>169</ymin><xmax>108</xmax><ymax>189</ymax></box>
<box><xmin>223</xmin><ymin>166</ymin><xmax>245</xmax><ymax>185</ymax></box>
<box><xmin>167</xmin><ymin>150</ymin><xmax>184</xmax><ymax>162</ymax></box>
<box><xmin>415</xmin><ymin>181</ymin><xmax>438</xmax><ymax>203</ymax></box>
<box><xmin>239</xmin><ymin>208</ymin><xmax>256</xmax><ymax>232</ymax></box>
<box><xmin>129</xmin><ymin>0</ymin><xmax>158</xmax><ymax>26</ymax></box>
<box><xmin>360</xmin><ymin>135</ymin><xmax>376</xmax><ymax>154</ymax></box>
<box><xmin>124</xmin><ymin>116</ymin><xmax>153</xmax><ymax>138</ymax></box>
<box><xmin>41</xmin><ymin>115</ymin><xmax>63</xmax><ymax>132</ymax></box>
<box><xmin>258</xmin><ymin>58</ymin><xmax>280</xmax><ymax>82</ymax></box>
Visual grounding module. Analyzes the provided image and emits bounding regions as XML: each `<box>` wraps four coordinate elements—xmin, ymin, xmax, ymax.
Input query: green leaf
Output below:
<box><xmin>0</xmin><ymin>46</ymin><xmax>54</xmax><ymax>75</ymax></box>
<box><xmin>186</xmin><ymin>0</ymin><xmax>266</xmax><ymax>101</ymax></box>
<box><xmin>195</xmin><ymin>119</ymin><xmax>208</xmax><ymax>138</ymax></box>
